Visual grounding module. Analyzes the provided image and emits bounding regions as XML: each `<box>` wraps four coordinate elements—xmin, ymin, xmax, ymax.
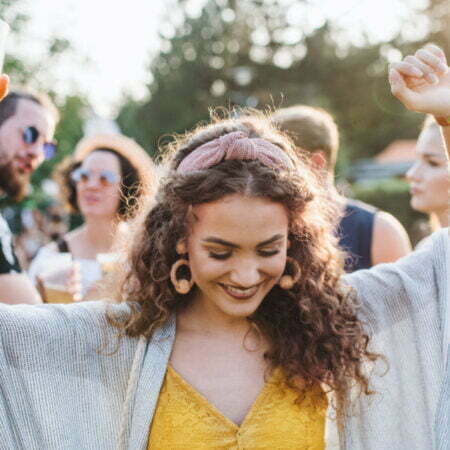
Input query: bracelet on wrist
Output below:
<box><xmin>435</xmin><ymin>115</ymin><xmax>450</xmax><ymax>127</ymax></box>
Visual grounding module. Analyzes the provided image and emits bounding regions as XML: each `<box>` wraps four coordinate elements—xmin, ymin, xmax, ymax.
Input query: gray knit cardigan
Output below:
<box><xmin>0</xmin><ymin>229</ymin><xmax>448</xmax><ymax>450</ymax></box>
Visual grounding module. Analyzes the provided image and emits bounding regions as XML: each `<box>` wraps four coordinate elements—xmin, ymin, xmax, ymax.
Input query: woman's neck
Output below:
<box><xmin>177</xmin><ymin>297</ymin><xmax>252</xmax><ymax>339</ymax></box>
<box><xmin>431</xmin><ymin>210</ymin><xmax>449</xmax><ymax>230</ymax></box>
<box><xmin>78</xmin><ymin>217</ymin><xmax>120</xmax><ymax>254</ymax></box>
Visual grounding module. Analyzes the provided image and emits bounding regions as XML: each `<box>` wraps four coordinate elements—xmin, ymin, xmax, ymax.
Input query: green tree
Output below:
<box><xmin>0</xmin><ymin>0</ymin><xmax>89</xmax><ymax>206</ymax></box>
<box><xmin>118</xmin><ymin>0</ymin><xmax>446</xmax><ymax>167</ymax></box>
<box><xmin>32</xmin><ymin>95</ymin><xmax>88</xmax><ymax>184</ymax></box>
<box><xmin>1</xmin><ymin>1</ymin><xmax>74</xmax><ymax>84</ymax></box>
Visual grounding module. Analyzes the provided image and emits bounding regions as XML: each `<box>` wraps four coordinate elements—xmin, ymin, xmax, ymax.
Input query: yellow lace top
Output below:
<box><xmin>148</xmin><ymin>366</ymin><xmax>327</xmax><ymax>449</ymax></box>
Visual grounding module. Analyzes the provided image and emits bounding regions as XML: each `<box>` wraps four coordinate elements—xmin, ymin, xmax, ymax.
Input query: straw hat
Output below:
<box><xmin>73</xmin><ymin>134</ymin><xmax>158</xmax><ymax>196</ymax></box>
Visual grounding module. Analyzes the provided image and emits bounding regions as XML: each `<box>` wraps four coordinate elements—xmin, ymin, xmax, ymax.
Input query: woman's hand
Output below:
<box><xmin>389</xmin><ymin>44</ymin><xmax>450</xmax><ymax>117</ymax></box>
<box><xmin>0</xmin><ymin>74</ymin><xmax>9</xmax><ymax>101</ymax></box>
<box><xmin>66</xmin><ymin>262</ymin><xmax>82</xmax><ymax>302</ymax></box>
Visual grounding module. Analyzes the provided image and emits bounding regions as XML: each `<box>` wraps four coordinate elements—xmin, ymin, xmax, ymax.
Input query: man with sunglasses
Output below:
<box><xmin>0</xmin><ymin>81</ymin><xmax>59</xmax><ymax>304</ymax></box>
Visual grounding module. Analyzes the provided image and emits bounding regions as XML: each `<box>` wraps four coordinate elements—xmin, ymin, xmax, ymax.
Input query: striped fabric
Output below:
<box><xmin>0</xmin><ymin>229</ymin><xmax>448</xmax><ymax>449</ymax></box>
<box><xmin>436</xmin><ymin>347</ymin><xmax>450</xmax><ymax>450</ymax></box>
<box><xmin>342</xmin><ymin>228</ymin><xmax>448</xmax><ymax>449</ymax></box>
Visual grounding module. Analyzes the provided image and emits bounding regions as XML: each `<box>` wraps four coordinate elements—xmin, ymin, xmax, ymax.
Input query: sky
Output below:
<box><xmin>6</xmin><ymin>0</ymin><xmax>429</xmax><ymax>117</ymax></box>
<box><xmin>25</xmin><ymin>0</ymin><xmax>171</xmax><ymax>116</ymax></box>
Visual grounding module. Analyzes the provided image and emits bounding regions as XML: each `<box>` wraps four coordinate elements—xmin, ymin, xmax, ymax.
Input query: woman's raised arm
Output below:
<box><xmin>389</xmin><ymin>44</ymin><xmax>450</xmax><ymax>159</ymax></box>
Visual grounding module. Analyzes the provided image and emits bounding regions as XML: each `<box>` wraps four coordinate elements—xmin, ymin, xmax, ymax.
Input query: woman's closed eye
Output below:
<box><xmin>426</xmin><ymin>159</ymin><xmax>441</xmax><ymax>168</ymax></box>
<box><xmin>207</xmin><ymin>247</ymin><xmax>281</xmax><ymax>260</ymax></box>
<box><xmin>423</xmin><ymin>155</ymin><xmax>445</xmax><ymax>168</ymax></box>
<box><xmin>258</xmin><ymin>248</ymin><xmax>281</xmax><ymax>257</ymax></box>
<box><xmin>208</xmin><ymin>250</ymin><xmax>231</xmax><ymax>260</ymax></box>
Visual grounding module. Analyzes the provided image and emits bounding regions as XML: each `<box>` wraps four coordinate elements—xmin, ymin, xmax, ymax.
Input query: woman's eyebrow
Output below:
<box><xmin>202</xmin><ymin>237</ymin><xmax>239</xmax><ymax>248</ymax></box>
<box><xmin>256</xmin><ymin>234</ymin><xmax>285</xmax><ymax>248</ymax></box>
<box><xmin>202</xmin><ymin>234</ymin><xmax>285</xmax><ymax>249</ymax></box>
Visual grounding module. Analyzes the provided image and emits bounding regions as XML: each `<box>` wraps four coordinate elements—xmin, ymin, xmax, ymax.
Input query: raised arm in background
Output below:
<box><xmin>389</xmin><ymin>44</ymin><xmax>450</xmax><ymax>159</ymax></box>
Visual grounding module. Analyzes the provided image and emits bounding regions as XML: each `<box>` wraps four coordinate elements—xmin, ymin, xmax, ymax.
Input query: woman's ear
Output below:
<box><xmin>176</xmin><ymin>239</ymin><xmax>187</xmax><ymax>255</ymax></box>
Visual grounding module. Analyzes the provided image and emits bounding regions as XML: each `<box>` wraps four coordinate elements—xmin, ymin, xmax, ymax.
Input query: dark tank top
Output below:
<box><xmin>338</xmin><ymin>199</ymin><xmax>378</xmax><ymax>272</ymax></box>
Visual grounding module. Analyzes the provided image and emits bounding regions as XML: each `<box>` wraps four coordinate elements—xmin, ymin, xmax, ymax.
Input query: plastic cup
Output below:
<box><xmin>38</xmin><ymin>253</ymin><xmax>74</xmax><ymax>303</ymax></box>
<box><xmin>0</xmin><ymin>18</ymin><xmax>9</xmax><ymax>72</ymax></box>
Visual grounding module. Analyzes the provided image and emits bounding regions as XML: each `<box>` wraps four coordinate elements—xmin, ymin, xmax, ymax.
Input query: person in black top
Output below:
<box><xmin>272</xmin><ymin>105</ymin><xmax>412</xmax><ymax>271</ymax></box>
<box><xmin>0</xmin><ymin>85</ymin><xmax>59</xmax><ymax>303</ymax></box>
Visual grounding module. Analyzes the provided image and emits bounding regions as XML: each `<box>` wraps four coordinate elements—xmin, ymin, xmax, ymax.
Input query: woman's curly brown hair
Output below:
<box><xmin>112</xmin><ymin>111</ymin><xmax>378</xmax><ymax>415</ymax></box>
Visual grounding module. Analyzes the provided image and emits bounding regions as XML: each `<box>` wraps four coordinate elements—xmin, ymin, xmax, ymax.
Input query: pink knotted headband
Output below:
<box><xmin>177</xmin><ymin>131</ymin><xmax>294</xmax><ymax>174</ymax></box>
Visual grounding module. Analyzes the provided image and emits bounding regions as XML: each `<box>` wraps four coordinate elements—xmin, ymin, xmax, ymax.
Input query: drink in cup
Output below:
<box><xmin>37</xmin><ymin>253</ymin><xmax>75</xmax><ymax>304</ymax></box>
<box><xmin>42</xmin><ymin>283</ymin><xmax>74</xmax><ymax>304</ymax></box>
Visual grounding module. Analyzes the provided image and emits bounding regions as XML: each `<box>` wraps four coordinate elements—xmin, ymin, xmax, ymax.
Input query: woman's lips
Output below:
<box><xmin>219</xmin><ymin>283</ymin><xmax>260</xmax><ymax>300</ymax></box>
<box><xmin>409</xmin><ymin>186</ymin><xmax>422</xmax><ymax>195</ymax></box>
<box><xmin>82</xmin><ymin>195</ymin><xmax>100</xmax><ymax>203</ymax></box>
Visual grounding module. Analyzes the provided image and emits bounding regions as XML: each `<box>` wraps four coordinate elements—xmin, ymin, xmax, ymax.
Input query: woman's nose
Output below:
<box><xmin>229</xmin><ymin>262</ymin><xmax>261</xmax><ymax>287</ymax></box>
<box><xmin>406</xmin><ymin>162</ymin><xmax>421</xmax><ymax>182</ymax></box>
<box><xmin>85</xmin><ymin>176</ymin><xmax>101</xmax><ymax>188</ymax></box>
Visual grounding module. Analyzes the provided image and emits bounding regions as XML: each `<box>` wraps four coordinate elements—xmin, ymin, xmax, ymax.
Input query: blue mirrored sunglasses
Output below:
<box><xmin>70</xmin><ymin>167</ymin><xmax>120</xmax><ymax>186</ymax></box>
<box><xmin>22</xmin><ymin>126</ymin><xmax>57</xmax><ymax>160</ymax></box>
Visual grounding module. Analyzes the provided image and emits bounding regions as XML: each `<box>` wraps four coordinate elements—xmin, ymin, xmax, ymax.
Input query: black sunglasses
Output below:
<box><xmin>22</xmin><ymin>126</ymin><xmax>57</xmax><ymax>160</ymax></box>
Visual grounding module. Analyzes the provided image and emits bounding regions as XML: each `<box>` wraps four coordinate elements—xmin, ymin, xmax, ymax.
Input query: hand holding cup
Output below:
<box><xmin>38</xmin><ymin>259</ymin><xmax>82</xmax><ymax>303</ymax></box>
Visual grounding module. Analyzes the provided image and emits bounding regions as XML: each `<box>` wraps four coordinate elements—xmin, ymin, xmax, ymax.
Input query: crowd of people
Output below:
<box><xmin>0</xmin><ymin>43</ymin><xmax>448</xmax><ymax>449</ymax></box>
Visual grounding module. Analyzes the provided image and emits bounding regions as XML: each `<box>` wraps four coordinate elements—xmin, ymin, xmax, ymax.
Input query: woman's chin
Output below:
<box><xmin>410</xmin><ymin>198</ymin><xmax>429</xmax><ymax>214</ymax></box>
<box><xmin>214</xmin><ymin>290</ymin><xmax>266</xmax><ymax>318</ymax></box>
<box><xmin>81</xmin><ymin>208</ymin><xmax>117</xmax><ymax>220</ymax></box>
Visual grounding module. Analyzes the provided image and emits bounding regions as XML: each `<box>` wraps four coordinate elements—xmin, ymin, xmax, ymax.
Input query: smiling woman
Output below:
<box><xmin>184</xmin><ymin>195</ymin><xmax>289</xmax><ymax>318</ymax></box>
<box><xmin>109</xmin><ymin>112</ymin><xmax>378</xmax><ymax>449</ymax></box>
<box><xmin>0</xmin><ymin>43</ymin><xmax>448</xmax><ymax>450</ymax></box>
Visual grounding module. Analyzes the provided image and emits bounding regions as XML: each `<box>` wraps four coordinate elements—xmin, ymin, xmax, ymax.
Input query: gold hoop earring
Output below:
<box><xmin>170</xmin><ymin>259</ymin><xmax>194</xmax><ymax>294</ymax></box>
<box><xmin>279</xmin><ymin>257</ymin><xmax>301</xmax><ymax>290</ymax></box>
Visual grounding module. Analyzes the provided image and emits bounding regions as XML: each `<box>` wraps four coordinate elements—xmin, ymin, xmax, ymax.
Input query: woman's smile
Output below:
<box><xmin>186</xmin><ymin>194</ymin><xmax>289</xmax><ymax>319</ymax></box>
<box><xmin>218</xmin><ymin>282</ymin><xmax>263</xmax><ymax>300</ymax></box>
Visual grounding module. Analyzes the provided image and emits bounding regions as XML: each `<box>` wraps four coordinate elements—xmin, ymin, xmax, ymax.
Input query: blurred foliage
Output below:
<box><xmin>0</xmin><ymin>0</ymin><xmax>446</xmax><ymax>242</ymax></box>
<box><xmin>32</xmin><ymin>95</ymin><xmax>87</xmax><ymax>183</ymax></box>
<box><xmin>0</xmin><ymin>1</ymin><xmax>88</xmax><ymax>209</ymax></box>
<box><xmin>116</xmin><ymin>0</ymin><xmax>446</xmax><ymax>242</ymax></box>
<box><xmin>117</xmin><ymin>0</ymin><xmax>447</xmax><ymax>169</ymax></box>
<box><xmin>1</xmin><ymin>1</ymin><xmax>74</xmax><ymax>85</ymax></box>
<box><xmin>426</xmin><ymin>0</ymin><xmax>449</xmax><ymax>54</ymax></box>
